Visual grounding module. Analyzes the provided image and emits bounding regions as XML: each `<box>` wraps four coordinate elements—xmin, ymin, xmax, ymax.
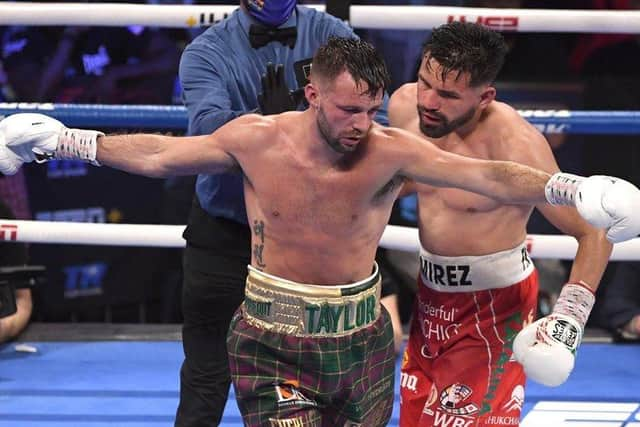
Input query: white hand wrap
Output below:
<box><xmin>53</xmin><ymin>128</ymin><xmax>103</xmax><ymax>165</ymax></box>
<box><xmin>545</xmin><ymin>172</ymin><xmax>584</xmax><ymax>206</ymax></box>
<box><xmin>512</xmin><ymin>282</ymin><xmax>595</xmax><ymax>387</ymax></box>
<box><xmin>553</xmin><ymin>282</ymin><xmax>595</xmax><ymax>331</ymax></box>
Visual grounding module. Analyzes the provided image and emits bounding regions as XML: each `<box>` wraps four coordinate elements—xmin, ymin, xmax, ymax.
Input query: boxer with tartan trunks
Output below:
<box><xmin>401</xmin><ymin>243</ymin><xmax>538</xmax><ymax>427</ymax></box>
<box><xmin>227</xmin><ymin>264</ymin><xmax>396</xmax><ymax>427</ymax></box>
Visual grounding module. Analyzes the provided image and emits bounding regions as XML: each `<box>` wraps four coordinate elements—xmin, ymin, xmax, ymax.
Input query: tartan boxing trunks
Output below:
<box><xmin>228</xmin><ymin>264</ymin><xmax>396</xmax><ymax>427</ymax></box>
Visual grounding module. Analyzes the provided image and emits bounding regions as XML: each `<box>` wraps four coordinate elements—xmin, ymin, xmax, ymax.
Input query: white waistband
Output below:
<box><xmin>244</xmin><ymin>264</ymin><xmax>381</xmax><ymax>336</ymax></box>
<box><xmin>246</xmin><ymin>263</ymin><xmax>379</xmax><ymax>297</ymax></box>
<box><xmin>419</xmin><ymin>242</ymin><xmax>535</xmax><ymax>292</ymax></box>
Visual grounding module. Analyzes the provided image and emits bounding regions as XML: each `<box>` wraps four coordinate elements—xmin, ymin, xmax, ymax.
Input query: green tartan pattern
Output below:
<box><xmin>227</xmin><ymin>305</ymin><xmax>396</xmax><ymax>426</ymax></box>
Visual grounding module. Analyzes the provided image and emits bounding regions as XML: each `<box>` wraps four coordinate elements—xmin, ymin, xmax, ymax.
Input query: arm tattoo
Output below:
<box><xmin>253</xmin><ymin>219</ymin><xmax>266</xmax><ymax>268</ymax></box>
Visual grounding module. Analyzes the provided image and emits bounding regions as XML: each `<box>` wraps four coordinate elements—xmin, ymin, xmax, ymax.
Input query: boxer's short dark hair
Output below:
<box><xmin>422</xmin><ymin>21</ymin><xmax>508</xmax><ymax>87</ymax></box>
<box><xmin>311</xmin><ymin>37</ymin><xmax>390</xmax><ymax>97</ymax></box>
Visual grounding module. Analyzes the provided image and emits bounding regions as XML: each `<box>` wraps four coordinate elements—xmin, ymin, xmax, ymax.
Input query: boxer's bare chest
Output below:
<box><xmin>243</xmin><ymin>144</ymin><xmax>401</xmax><ymax>232</ymax></box>
<box><xmin>408</xmin><ymin>120</ymin><xmax>502</xmax><ymax>213</ymax></box>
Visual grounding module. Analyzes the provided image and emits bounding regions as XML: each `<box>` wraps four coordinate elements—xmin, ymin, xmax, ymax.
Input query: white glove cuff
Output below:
<box><xmin>56</xmin><ymin>128</ymin><xmax>104</xmax><ymax>166</ymax></box>
<box><xmin>545</xmin><ymin>172</ymin><xmax>585</xmax><ymax>206</ymax></box>
<box><xmin>553</xmin><ymin>282</ymin><xmax>596</xmax><ymax>329</ymax></box>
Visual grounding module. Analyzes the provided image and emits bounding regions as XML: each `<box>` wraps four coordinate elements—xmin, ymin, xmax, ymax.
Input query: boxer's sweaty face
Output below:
<box><xmin>416</xmin><ymin>57</ymin><xmax>482</xmax><ymax>138</ymax></box>
<box><xmin>316</xmin><ymin>72</ymin><xmax>382</xmax><ymax>154</ymax></box>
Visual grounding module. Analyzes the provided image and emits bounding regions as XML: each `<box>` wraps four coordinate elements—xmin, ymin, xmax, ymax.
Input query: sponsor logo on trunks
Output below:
<box><xmin>268</xmin><ymin>417</ymin><xmax>305</xmax><ymax>427</ymax></box>
<box><xmin>400</xmin><ymin>372</ymin><xmax>418</xmax><ymax>393</ymax></box>
<box><xmin>479</xmin><ymin>312</ymin><xmax>521</xmax><ymax>415</ymax></box>
<box><xmin>274</xmin><ymin>380</ymin><xmax>317</xmax><ymax>409</ymax></box>
<box><xmin>433</xmin><ymin>412</ymin><xmax>475</xmax><ymax>427</ymax></box>
<box><xmin>420</xmin><ymin>258</ymin><xmax>472</xmax><ymax>287</ymax></box>
<box><xmin>439</xmin><ymin>383</ymin><xmax>479</xmax><ymax>416</ymax></box>
<box><xmin>418</xmin><ymin>299</ymin><xmax>461</xmax><ymax>344</ymax></box>
<box><xmin>503</xmin><ymin>385</ymin><xmax>524</xmax><ymax>412</ymax></box>
<box><xmin>421</xmin><ymin>318</ymin><xmax>460</xmax><ymax>343</ymax></box>
<box><xmin>401</xmin><ymin>348</ymin><xmax>409</xmax><ymax>369</ymax></box>
<box><xmin>304</xmin><ymin>295</ymin><xmax>376</xmax><ymax>334</ymax></box>
<box><xmin>520</xmin><ymin>247</ymin><xmax>532</xmax><ymax>271</ymax></box>
<box><xmin>484</xmin><ymin>415</ymin><xmax>520</xmax><ymax>425</ymax></box>
<box><xmin>418</xmin><ymin>300</ymin><xmax>458</xmax><ymax>322</ymax></box>
<box><xmin>421</xmin><ymin>343</ymin><xmax>436</xmax><ymax>359</ymax></box>
<box><xmin>0</xmin><ymin>224</ymin><xmax>17</xmax><ymax>241</ymax></box>
<box><xmin>447</xmin><ymin>15</ymin><xmax>519</xmax><ymax>31</ymax></box>
<box><xmin>244</xmin><ymin>297</ymin><xmax>272</xmax><ymax>317</ymax></box>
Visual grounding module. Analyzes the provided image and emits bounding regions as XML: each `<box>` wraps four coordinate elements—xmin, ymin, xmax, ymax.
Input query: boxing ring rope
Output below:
<box><xmin>3</xmin><ymin>104</ymin><xmax>640</xmax><ymax>135</ymax></box>
<box><xmin>2</xmin><ymin>219</ymin><xmax>640</xmax><ymax>261</ymax></box>
<box><xmin>2</xmin><ymin>2</ymin><xmax>640</xmax><ymax>33</ymax></box>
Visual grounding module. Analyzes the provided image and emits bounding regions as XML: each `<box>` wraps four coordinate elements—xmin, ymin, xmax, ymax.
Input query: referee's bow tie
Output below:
<box><xmin>249</xmin><ymin>24</ymin><xmax>297</xmax><ymax>49</ymax></box>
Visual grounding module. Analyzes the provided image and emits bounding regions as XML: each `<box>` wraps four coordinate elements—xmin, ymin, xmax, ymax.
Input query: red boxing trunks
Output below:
<box><xmin>400</xmin><ymin>242</ymin><xmax>538</xmax><ymax>427</ymax></box>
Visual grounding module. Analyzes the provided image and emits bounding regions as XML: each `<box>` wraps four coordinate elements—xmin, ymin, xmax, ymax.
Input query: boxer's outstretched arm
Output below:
<box><xmin>393</xmin><ymin>126</ymin><xmax>640</xmax><ymax>243</ymax></box>
<box><xmin>392</xmin><ymin>128</ymin><xmax>551</xmax><ymax>204</ymax></box>
<box><xmin>96</xmin><ymin>132</ymin><xmax>236</xmax><ymax>178</ymax></box>
<box><xmin>0</xmin><ymin>113</ymin><xmax>274</xmax><ymax>178</ymax></box>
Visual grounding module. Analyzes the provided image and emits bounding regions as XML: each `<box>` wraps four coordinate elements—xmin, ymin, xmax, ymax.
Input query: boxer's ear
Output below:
<box><xmin>479</xmin><ymin>86</ymin><xmax>496</xmax><ymax>110</ymax></box>
<box><xmin>305</xmin><ymin>82</ymin><xmax>320</xmax><ymax>110</ymax></box>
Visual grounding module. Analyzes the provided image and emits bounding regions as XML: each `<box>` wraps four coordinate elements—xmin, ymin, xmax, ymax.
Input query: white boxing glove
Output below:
<box><xmin>0</xmin><ymin>113</ymin><xmax>103</xmax><ymax>176</ymax></box>
<box><xmin>545</xmin><ymin>172</ymin><xmax>640</xmax><ymax>243</ymax></box>
<box><xmin>0</xmin><ymin>137</ymin><xmax>24</xmax><ymax>176</ymax></box>
<box><xmin>513</xmin><ymin>282</ymin><xmax>595</xmax><ymax>387</ymax></box>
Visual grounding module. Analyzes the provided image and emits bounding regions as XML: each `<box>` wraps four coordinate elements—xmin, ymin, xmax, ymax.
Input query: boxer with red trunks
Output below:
<box><xmin>389</xmin><ymin>22</ymin><xmax>624</xmax><ymax>426</ymax></box>
<box><xmin>401</xmin><ymin>244</ymin><xmax>538</xmax><ymax>426</ymax></box>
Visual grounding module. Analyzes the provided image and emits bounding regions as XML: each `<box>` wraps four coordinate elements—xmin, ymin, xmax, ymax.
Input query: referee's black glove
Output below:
<box><xmin>258</xmin><ymin>63</ymin><xmax>299</xmax><ymax>115</ymax></box>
